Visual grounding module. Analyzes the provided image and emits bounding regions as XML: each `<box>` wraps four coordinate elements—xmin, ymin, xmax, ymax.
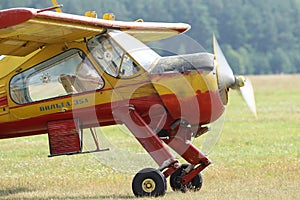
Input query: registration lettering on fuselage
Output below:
<box><xmin>39</xmin><ymin>98</ymin><xmax>89</xmax><ymax>112</ymax></box>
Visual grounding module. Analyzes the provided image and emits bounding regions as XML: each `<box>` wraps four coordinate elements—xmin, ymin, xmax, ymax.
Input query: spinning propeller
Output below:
<box><xmin>213</xmin><ymin>34</ymin><xmax>257</xmax><ymax>117</ymax></box>
<box><xmin>200</xmin><ymin>35</ymin><xmax>257</xmax><ymax>154</ymax></box>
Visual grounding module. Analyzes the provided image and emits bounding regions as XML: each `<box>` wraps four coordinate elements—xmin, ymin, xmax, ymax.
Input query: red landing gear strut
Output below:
<box><xmin>114</xmin><ymin>105</ymin><xmax>211</xmax><ymax>197</ymax></box>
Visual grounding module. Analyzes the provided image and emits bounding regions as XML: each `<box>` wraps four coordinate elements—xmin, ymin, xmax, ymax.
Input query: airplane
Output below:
<box><xmin>0</xmin><ymin>2</ymin><xmax>256</xmax><ymax>197</ymax></box>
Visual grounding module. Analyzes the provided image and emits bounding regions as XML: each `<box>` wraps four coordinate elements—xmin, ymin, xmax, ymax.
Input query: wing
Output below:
<box><xmin>0</xmin><ymin>8</ymin><xmax>190</xmax><ymax>56</ymax></box>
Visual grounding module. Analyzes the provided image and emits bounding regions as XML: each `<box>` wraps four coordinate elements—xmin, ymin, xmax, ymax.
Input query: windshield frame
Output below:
<box><xmin>108</xmin><ymin>30</ymin><xmax>161</xmax><ymax>71</ymax></box>
<box><xmin>87</xmin><ymin>30</ymin><xmax>161</xmax><ymax>78</ymax></box>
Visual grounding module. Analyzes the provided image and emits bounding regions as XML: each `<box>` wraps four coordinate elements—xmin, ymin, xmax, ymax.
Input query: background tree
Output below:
<box><xmin>1</xmin><ymin>0</ymin><xmax>299</xmax><ymax>74</ymax></box>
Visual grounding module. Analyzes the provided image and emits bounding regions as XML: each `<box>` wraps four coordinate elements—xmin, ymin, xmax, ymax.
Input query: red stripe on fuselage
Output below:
<box><xmin>0</xmin><ymin>96</ymin><xmax>8</xmax><ymax>107</ymax></box>
<box><xmin>0</xmin><ymin>94</ymin><xmax>164</xmax><ymax>139</ymax></box>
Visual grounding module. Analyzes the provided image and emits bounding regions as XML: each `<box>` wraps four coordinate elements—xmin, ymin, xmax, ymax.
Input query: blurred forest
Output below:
<box><xmin>1</xmin><ymin>0</ymin><xmax>300</xmax><ymax>74</ymax></box>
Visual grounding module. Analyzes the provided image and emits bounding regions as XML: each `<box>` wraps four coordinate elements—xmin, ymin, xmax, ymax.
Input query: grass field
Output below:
<box><xmin>0</xmin><ymin>74</ymin><xmax>299</xmax><ymax>200</ymax></box>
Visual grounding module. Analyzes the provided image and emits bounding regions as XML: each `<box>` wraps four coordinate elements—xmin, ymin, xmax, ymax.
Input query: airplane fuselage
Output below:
<box><xmin>0</xmin><ymin>30</ymin><xmax>225</xmax><ymax>139</ymax></box>
<box><xmin>0</xmin><ymin>6</ymin><xmax>257</xmax><ymax>197</ymax></box>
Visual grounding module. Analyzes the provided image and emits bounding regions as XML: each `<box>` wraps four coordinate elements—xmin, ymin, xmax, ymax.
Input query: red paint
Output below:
<box><xmin>48</xmin><ymin>119</ymin><xmax>81</xmax><ymax>156</ymax></box>
<box><xmin>163</xmin><ymin>126</ymin><xmax>211</xmax><ymax>165</ymax></box>
<box><xmin>0</xmin><ymin>7</ymin><xmax>189</xmax><ymax>33</ymax></box>
<box><xmin>36</xmin><ymin>9</ymin><xmax>189</xmax><ymax>33</ymax></box>
<box><xmin>182</xmin><ymin>164</ymin><xmax>208</xmax><ymax>185</ymax></box>
<box><xmin>114</xmin><ymin>105</ymin><xmax>176</xmax><ymax>166</ymax></box>
<box><xmin>0</xmin><ymin>102</ymin><xmax>113</xmax><ymax>139</ymax></box>
<box><xmin>0</xmin><ymin>94</ymin><xmax>164</xmax><ymax>139</ymax></box>
<box><xmin>0</xmin><ymin>8</ymin><xmax>36</xmax><ymax>29</ymax></box>
<box><xmin>0</xmin><ymin>85</ymin><xmax>224</xmax><ymax>139</ymax></box>
<box><xmin>0</xmin><ymin>96</ymin><xmax>8</xmax><ymax>107</ymax></box>
<box><xmin>159</xmin><ymin>90</ymin><xmax>224</xmax><ymax>125</ymax></box>
<box><xmin>0</xmin><ymin>6</ymin><xmax>188</xmax><ymax>33</ymax></box>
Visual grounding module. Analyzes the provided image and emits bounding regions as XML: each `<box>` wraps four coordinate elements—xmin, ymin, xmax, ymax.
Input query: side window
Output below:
<box><xmin>119</xmin><ymin>54</ymin><xmax>140</xmax><ymax>77</ymax></box>
<box><xmin>88</xmin><ymin>35</ymin><xmax>122</xmax><ymax>77</ymax></box>
<box><xmin>87</xmin><ymin>34</ymin><xmax>140</xmax><ymax>77</ymax></box>
<box><xmin>10</xmin><ymin>49</ymin><xmax>104</xmax><ymax>104</ymax></box>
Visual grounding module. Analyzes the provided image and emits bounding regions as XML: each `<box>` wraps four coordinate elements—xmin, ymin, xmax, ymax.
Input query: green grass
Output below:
<box><xmin>0</xmin><ymin>74</ymin><xmax>299</xmax><ymax>199</ymax></box>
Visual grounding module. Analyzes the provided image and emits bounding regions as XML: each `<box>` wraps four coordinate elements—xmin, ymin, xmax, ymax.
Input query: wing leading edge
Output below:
<box><xmin>0</xmin><ymin>8</ymin><xmax>190</xmax><ymax>56</ymax></box>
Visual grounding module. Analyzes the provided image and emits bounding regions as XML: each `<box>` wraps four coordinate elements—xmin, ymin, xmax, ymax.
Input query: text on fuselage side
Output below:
<box><xmin>39</xmin><ymin>98</ymin><xmax>89</xmax><ymax>112</ymax></box>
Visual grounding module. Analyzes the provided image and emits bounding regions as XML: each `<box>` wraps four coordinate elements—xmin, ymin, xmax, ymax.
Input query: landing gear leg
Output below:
<box><xmin>114</xmin><ymin>106</ymin><xmax>178</xmax><ymax>197</ymax></box>
<box><xmin>163</xmin><ymin>121</ymin><xmax>210</xmax><ymax>192</ymax></box>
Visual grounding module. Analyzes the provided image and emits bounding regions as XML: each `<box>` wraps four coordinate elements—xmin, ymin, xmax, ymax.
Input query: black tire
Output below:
<box><xmin>132</xmin><ymin>168</ymin><xmax>167</xmax><ymax>197</ymax></box>
<box><xmin>170</xmin><ymin>164</ymin><xmax>189</xmax><ymax>191</ymax></box>
<box><xmin>170</xmin><ymin>164</ymin><xmax>203</xmax><ymax>192</ymax></box>
<box><xmin>189</xmin><ymin>173</ymin><xmax>203</xmax><ymax>191</ymax></box>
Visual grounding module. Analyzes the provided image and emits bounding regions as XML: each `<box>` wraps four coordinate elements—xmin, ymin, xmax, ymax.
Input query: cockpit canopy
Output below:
<box><xmin>87</xmin><ymin>31</ymin><xmax>161</xmax><ymax>77</ymax></box>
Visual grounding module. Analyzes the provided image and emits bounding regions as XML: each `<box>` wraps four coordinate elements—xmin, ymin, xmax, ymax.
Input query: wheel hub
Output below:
<box><xmin>142</xmin><ymin>178</ymin><xmax>156</xmax><ymax>193</ymax></box>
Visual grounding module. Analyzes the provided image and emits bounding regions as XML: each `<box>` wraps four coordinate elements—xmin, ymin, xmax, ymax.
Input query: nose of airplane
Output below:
<box><xmin>149</xmin><ymin>52</ymin><xmax>225</xmax><ymax>125</ymax></box>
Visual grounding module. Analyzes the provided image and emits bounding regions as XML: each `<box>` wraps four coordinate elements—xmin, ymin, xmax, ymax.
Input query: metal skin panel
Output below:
<box><xmin>150</xmin><ymin>71</ymin><xmax>225</xmax><ymax>125</ymax></box>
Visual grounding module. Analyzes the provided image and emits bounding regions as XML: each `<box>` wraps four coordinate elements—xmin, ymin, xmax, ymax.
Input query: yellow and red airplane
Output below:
<box><xmin>0</xmin><ymin>3</ymin><xmax>256</xmax><ymax>197</ymax></box>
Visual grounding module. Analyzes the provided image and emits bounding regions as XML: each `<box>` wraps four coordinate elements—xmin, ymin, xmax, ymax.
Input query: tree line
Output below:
<box><xmin>1</xmin><ymin>0</ymin><xmax>300</xmax><ymax>74</ymax></box>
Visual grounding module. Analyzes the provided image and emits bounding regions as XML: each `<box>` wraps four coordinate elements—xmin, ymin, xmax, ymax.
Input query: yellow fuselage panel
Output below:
<box><xmin>1</xmin><ymin>42</ymin><xmax>100</xmax><ymax>120</ymax></box>
<box><xmin>9</xmin><ymin>91</ymin><xmax>113</xmax><ymax>119</ymax></box>
<box><xmin>1</xmin><ymin>41</ymin><xmax>156</xmax><ymax>123</ymax></box>
<box><xmin>151</xmin><ymin>71</ymin><xmax>218</xmax><ymax>97</ymax></box>
<box><xmin>150</xmin><ymin>70</ymin><xmax>223</xmax><ymax>124</ymax></box>
<box><xmin>0</xmin><ymin>50</ymin><xmax>41</xmax><ymax>78</ymax></box>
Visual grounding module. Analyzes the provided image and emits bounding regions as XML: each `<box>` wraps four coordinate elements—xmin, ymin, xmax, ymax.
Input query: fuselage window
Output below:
<box><xmin>87</xmin><ymin>34</ymin><xmax>140</xmax><ymax>77</ymax></box>
<box><xmin>10</xmin><ymin>49</ymin><xmax>104</xmax><ymax>104</ymax></box>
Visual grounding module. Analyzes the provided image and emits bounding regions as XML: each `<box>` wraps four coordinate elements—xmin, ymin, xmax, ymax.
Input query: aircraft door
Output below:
<box><xmin>8</xmin><ymin>48</ymin><xmax>105</xmax><ymax>119</ymax></box>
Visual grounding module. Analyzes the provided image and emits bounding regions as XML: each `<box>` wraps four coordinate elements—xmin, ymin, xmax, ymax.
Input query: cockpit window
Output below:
<box><xmin>107</xmin><ymin>30</ymin><xmax>161</xmax><ymax>72</ymax></box>
<box><xmin>10</xmin><ymin>49</ymin><xmax>104</xmax><ymax>104</ymax></box>
<box><xmin>88</xmin><ymin>35</ymin><xmax>121</xmax><ymax>77</ymax></box>
<box><xmin>87</xmin><ymin>34</ymin><xmax>140</xmax><ymax>77</ymax></box>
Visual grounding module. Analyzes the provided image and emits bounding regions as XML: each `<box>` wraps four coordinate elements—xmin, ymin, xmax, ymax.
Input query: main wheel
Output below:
<box><xmin>189</xmin><ymin>173</ymin><xmax>203</xmax><ymax>191</ymax></box>
<box><xmin>132</xmin><ymin>168</ymin><xmax>167</xmax><ymax>197</ymax></box>
<box><xmin>170</xmin><ymin>164</ymin><xmax>203</xmax><ymax>192</ymax></box>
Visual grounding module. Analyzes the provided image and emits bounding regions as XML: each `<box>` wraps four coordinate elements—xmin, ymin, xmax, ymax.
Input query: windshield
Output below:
<box><xmin>87</xmin><ymin>30</ymin><xmax>160</xmax><ymax>77</ymax></box>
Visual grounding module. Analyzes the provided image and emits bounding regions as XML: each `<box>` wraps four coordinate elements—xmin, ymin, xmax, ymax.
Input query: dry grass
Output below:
<box><xmin>0</xmin><ymin>74</ymin><xmax>299</xmax><ymax>199</ymax></box>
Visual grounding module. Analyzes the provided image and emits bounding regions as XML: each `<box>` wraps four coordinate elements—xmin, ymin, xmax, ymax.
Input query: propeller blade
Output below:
<box><xmin>213</xmin><ymin>34</ymin><xmax>235</xmax><ymax>88</ymax></box>
<box><xmin>238</xmin><ymin>77</ymin><xmax>257</xmax><ymax>117</ymax></box>
<box><xmin>197</xmin><ymin>35</ymin><xmax>257</xmax><ymax>155</ymax></box>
